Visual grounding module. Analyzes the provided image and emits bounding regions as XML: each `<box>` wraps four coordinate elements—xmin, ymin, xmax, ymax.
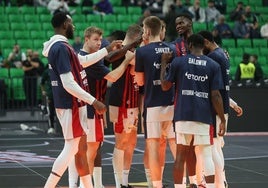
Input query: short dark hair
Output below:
<box><xmin>187</xmin><ymin>34</ymin><xmax>204</xmax><ymax>48</ymax></box>
<box><xmin>243</xmin><ymin>53</ymin><xmax>250</xmax><ymax>61</ymax></box>
<box><xmin>198</xmin><ymin>30</ymin><xmax>214</xmax><ymax>42</ymax></box>
<box><xmin>51</xmin><ymin>12</ymin><xmax>68</xmax><ymax>28</ymax></box>
<box><xmin>177</xmin><ymin>13</ymin><xmax>193</xmax><ymax>22</ymax></box>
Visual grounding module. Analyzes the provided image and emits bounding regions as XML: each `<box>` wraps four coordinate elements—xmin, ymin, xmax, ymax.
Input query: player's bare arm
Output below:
<box><xmin>105</xmin><ymin>50</ymin><xmax>135</xmax><ymax>82</ymax></box>
<box><xmin>160</xmin><ymin>52</ymin><xmax>173</xmax><ymax>91</ymax></box>
<box><xmin>211</xmin><ymin>90</ymin><xmax>226</xmax><ymax>136</ymax></box>
<box><xmin>105</xmin><ymin>37</ymin><xmax>142</xmax><ymax>63</ymax></box>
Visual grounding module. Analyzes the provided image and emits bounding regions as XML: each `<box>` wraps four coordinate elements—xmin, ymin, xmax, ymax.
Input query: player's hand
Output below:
<box><xmin>106</xmin><ymin>40</ymin><xmax>123</xmax><ymax>52</ymax></box>
<box><xmin>125</xmin><ymin>50</ymin><xmax>135</xmax><ymax>63</ymax></box>
<box><xmin>92</xmin><ymin>100</ymin><xmax>107</xmax><ymax>115</ymax></box>
<box><xmin>233</xmin><ymin>105</ymin><xmax>243</xmax><ymax>117</ymax></box>
<box><xmin>161</xmin><ymin>52</ymin><xmax>173</xmax><ymax>65</ymax></box>
<box><xmin>218</xmin><ymin>121</ymin><xmax>226</xmax><ymax>136</ymax></box>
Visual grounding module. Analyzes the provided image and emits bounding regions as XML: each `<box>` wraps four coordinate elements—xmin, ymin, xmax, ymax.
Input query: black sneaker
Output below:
<box><xmin>189</xmin><ymin>184</ymin><xmax>198</xmax><ymax>188</ymax></box>
<box><xmin>120</xmin><ymin>185</ymin><xmax>133</xmax><ymax>188</ymax></box>
<box><xmin>224</xmin><ymin>181</ymin><xmax>228</xmax><ymax>188</ymax></box>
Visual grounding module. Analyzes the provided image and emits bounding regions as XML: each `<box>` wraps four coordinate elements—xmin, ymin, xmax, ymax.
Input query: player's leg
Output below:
<box><xmin>173</xmin><ymin>138</ymin><xmax>188</xmax><ymax>188</ymax></box>
<box><xmin>212</xmin><ymin>138</ymin><xmax>225</xmax><ymax>188</ymax></box>
<box><xmin>145</xmin><ymin>121</ymin><xmax>164</xmax><ymax>188</ymax></box>
<box><xmin>122</xmin><ymin>129</ymin><xmax>137</xmax><ymax>187</ymax></box>
<box><xmin>143</xmin><ymin>141</ymin><xmax>153</xmax><ymax>188</ymax></box>
<box><xmin>75</xmin><ymin>135</ymin><xmax>93</xmax><ymax>188</ymax></box>
<box><xmin>93</xmin><ymin>144</ymin><xmax>104</xmax><ymax>188</ymax></box>
<box><xmin>45</xmin><ymin>137</ymin><xmax>81</xmax><ymax>188</ymax></box>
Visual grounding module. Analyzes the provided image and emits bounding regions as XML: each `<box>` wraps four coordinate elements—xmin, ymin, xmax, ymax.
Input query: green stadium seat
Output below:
<box><xmin>233</xmin><ymin>0</ymin><xmax>248</xmax><ymax>5</ymax></box>
<box><xmin>86</xmin><ymin>14</ymin><xmax>102</xmax><ymax>22</ymax></box>
<box><xmin>0</xmin><ymin>31</ymin><xmax>14</xmax><ymax>39</ymax></box>
<box><xmin>16</xmin><ymin>39</ymin><xmax>33</xmax><ymax>49</ymax></box>
<box><xmin>72</xmin><ymin>14</ymin><xmax>86</xmax><ymax>23</ymax></box>
<box><xmin>192</xmin><ymin>23</ymin><xmax>207</xmax><ymax>33</ymax></box>
<box><xmin>222</xmin><ymin>39</ymin><xmax>236</xmax><ymax>49</ymax></box>
<box><xmin>47</xmin><ymin>30</ymin><xmax>54</xmax><ymax>38</ymax></box>
<box><xmin>14</xmin><ymin>31</ymin><xmax>31</xmax><ymax>39</ymax></box>
<box><xmin>12</xmin><ymin>78</ymin><xmax>26</xmax><ymax>100</ymax></box>
<box><xmin>110</xmin><ymin>0</ymin><xmax>122</xmax><ymax>6</ymax></box>
<box><xmin>75</xmin><ymin>22</ymin><xmax>89</xmax><ymax>32</ymax></box>
<box><xmin>36</xmin><ymin>7</ymin><xmax>50</xmax><ymax>14</ymax></box>
<box><xmin>105</xmin><ymin>22</ymin><xmax>121</xmax><ymax>34</ymax></box>
<box><xmin>88</xmin><ymin>22</ymin><xmax>105</xmax><ymax>30</ymax></box>
<box><xmin>131</xmin><ymin>14</ymin><xmax>141</xmax><ymax>23</ymax></box>
<box><xmin>0</xmin><ymin>7</ymin><xmax>4</xmax><ymax>14</ymax></box>
<box><xmin>258</xmin><ymin>56</ymin><xmax>267</xmax><ymax>66</ymax></box>
<box><xmin>236</xmin><ymin>39</ymin><xmax>252</xmax><ymax>48</ymax></box>
<box><xmin>5</xmin><ymin>7</ymin><xmax>19</xmax><ymax>14</ymax></box>
<box><xmin>10</xmin><ymin>23</ymin><xmax>27</xmax><ymax>31</ymax></box>
<box><xmin>0</xmin><ymin>68</ymin><xmax>11</xmax><ymax>99</ymax></box>
<box><xmin>252</xmin><ymin>39</ymin><xmax>267</xmax><ymax>48</ymax></box>
<box><xmin>1</xmin><ymin>39</ymin><xmax>16</xmax><ymax>49</ymax></box>
<box><xmin>0</xmin><ymin>14</ymin><xmax>8</xmax><ymax>23</ymax></box>
<box><xmin>8</xmin><ymin>14</ymin><xmax>24</xmax><ymax>22</ymax></box>
<box><xmin>243</xmin><ymin>47</ymin><xmax>259</xmax><ymax>56</ymax></box>
<box><xmin>248</xmin><ymin>0</ymin><xmax>262</xmax><ymax>6</ymax></box>
<box><xmin>39</xmin><ymin>14</ymin><xmax>52</xmax><ymax>23</ymax></box>
<box><xmin>259</xmin><ymin>48</ymin><xmax>268</xmax><ymax>55</ymax></box>
<box><xmin>127</xmin><ymin>6</ymin><xmax>142</xmax><ymax>15</ymax></box>
<box><xmin>30</xmin><ymin>30</ymin><xmax>47</xmax><ymax>39</ymax></box>
<box><xmin>33</xmin><ymin>39</ymin><xmax>45</xmax><ymax>49</ymax></box>
<box><xmin>0</xmin><ymin>23</ymin><xmax>10</xmax><ymax>31</ymax></box>
<box><xmin>3</xmin><ymin>48</ymin><xmax>13</xmax><ymax>57</ymax></box>
<box><xmin>121</xmin><ymin>22</ymin><xmax>131</xmax><ymax>31</ymax></box>
<box><xmin>113</xmin><ymin>6</ymin><xmax>127</xmax><ymax>15</ymax></box>
<box><xmin>26</xmin><ymin>22</ymin><xmax>42</xmax><ymax>31</ymax></box>
<box><xmin>226</xmin><ymin>6</ymin><xmax>235</xmax><ymax>14</ymax></box>
<box><xmin>234</xmin><ymin>56</ymin><xmax>242</xmax><ymax>66</ymax></box>
<box><xmin>42</xmin><ymin>22</ymin><xmax>52</xmax><ymax>30</ymax></box>
<box><xmin>0</xmin><ymin>68</ymin><xmax>9</xmax><ymax>78</ymax></box>
<box><xmin>117</xmin><ymin>14</ymin><xmax>132</xmax><ymax>23</ymax></box>
<box><xmin>102</xmin><ymin>15</ymin><xmax>117</xmax><ymax>23</ymax></box>
<box><xmin>10</xmin><ymin>68</ymin><xmax>24</xmax><ymax>77</ymax></box>
<box><xmin>229</xmin><ymin>65</ymin><xmax>237</xmax><ymax>79</ymax></box>
<box><xmin>227</xmin><ymin>47</ymin><xmax>244</xmax><ymax>57</ymax></box>
<box><xmin>19</xmin><ymin>6</ymin><xmax>35</xmax><ymax>15</ymax></box>
<box><xmin>24</xmin><ymin>14</ymin><xmax>39</xmax><ymax>23</ymax></box>
<box><xmin>255</xmin><ymin>6</ymin><xmax>268</xmax><ymax>14</ymax></box>
<box><xmin>261</xmin><ymin>65</ymin><xmax>268</xmax><ymax>78</ymax></box>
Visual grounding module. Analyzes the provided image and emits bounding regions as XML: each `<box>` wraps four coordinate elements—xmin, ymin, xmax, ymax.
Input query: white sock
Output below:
<box><xmin>152</xmin><ymin>180</ymin><xmax>162</xmax><ymax>188</ymax></box>
<box><xmin>80</xmin><ymin>174</ymin><xmax>93</xmax><ymax>188</ymax></box>
<box><xmin>206</xmin><ymin>183</ymin><xmax>215</xmax><ymax>188</ymax></box>
<box><xmin>68</xmin><ymin>157</ymin><xmax>79</xmax><ymax>188</ymax></box>
<box><xmin>44</xmin><ymin>173</ymin><xmax>61</xmax><ymax>188</ymax></box>
<box><xmin>189</xmin><ymin>175</ymin><xmax>197</xmax><ymax>184</ymax></box>
<box><xmin>161</xmin><ymin>166</ymin><xmax>164</xmax><ymax>181</ymax></box>
<box><xmin>145</xmin><ymin>168</ymin><xmax>153</xmax><ymax>188</ymax></box>
<box><xmin>174</xmin><ymin>184</ymin><xmax>186</xmax><ymax>188</ymax></box>
<box><xmin>182</xmin><ymin>177</ymin><xmax>187</xmax><ymax>184</ymax></box>
<box><xmin>113</xmin><ymin>148</ymin><xmax>124</xmax><ymax>188</ymax></box>
<box><xmin>93</xmin><ymin>167</ymin><xmax>103</xmax><ymax>188</ymax></box>
<box><xmin>122</xmin><ymin>169</ymin><xmax>130</xmax><ymax>186</ymax></box>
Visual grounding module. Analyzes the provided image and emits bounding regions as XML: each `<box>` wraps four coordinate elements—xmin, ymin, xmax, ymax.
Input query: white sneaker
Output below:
<box><xmin>20</xmin><ymin>124</ymin><xmax>29</xmax><ymax>131</ymax></box>
<box><xmin>47</xmin><ymin>128</ymin><xmax>56</xmax><ymax>134</ymax></box>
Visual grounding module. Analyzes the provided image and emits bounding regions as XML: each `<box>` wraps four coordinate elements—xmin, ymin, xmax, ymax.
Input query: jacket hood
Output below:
<box><xmin>42</xmin><ymin>34</ymin><xmax>68</xmax><ymax>57</ymax></box>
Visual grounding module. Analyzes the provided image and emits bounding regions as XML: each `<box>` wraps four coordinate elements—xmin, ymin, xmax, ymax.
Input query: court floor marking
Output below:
<box><xmin>226</xmin><ymin>162</ymin><xmax>268</xmax><ymax>177</ymax></box>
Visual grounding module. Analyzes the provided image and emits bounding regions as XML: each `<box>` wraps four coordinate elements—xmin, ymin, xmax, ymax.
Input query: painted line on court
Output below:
<box><xmin>0</xmin><ymin>141</ymin><xmax>50</xmax><ymax>149</ymax></box>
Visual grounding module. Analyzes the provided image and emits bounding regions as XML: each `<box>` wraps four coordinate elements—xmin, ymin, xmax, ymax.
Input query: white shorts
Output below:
<box><xmin>109</xmin><ymin>106</ymin><xmax>139</xmax><ymax>134</ymax></box>
<box><xmin>86</xmin><ymin>117</ymin><xmax>104</xmax><ymax>142</ymax></box>
<box><xmin>56</xmin><ymin>105</ymin><xmax>87</xmax><ymax>140</ymax></box>
<box><xmin>175</xmin><ymin>121</ymin><xmax>213</xmax><ymax>146</ymax></box>
<box><xmin>145</xmin><ymin>121</ymin><xmax>175</xmax><ymax>139</ymax></box>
